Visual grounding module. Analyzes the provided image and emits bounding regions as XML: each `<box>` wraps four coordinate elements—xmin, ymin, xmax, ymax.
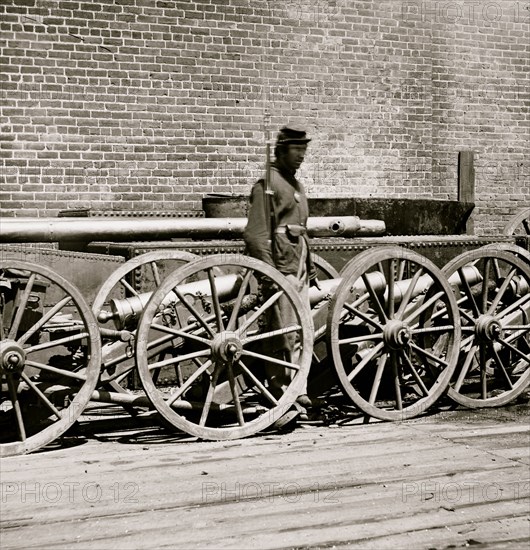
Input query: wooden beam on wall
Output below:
<box><xmin>458</xmin><ymin>151</ymin><xmax>475</xmax><ymax>234</ymax></box>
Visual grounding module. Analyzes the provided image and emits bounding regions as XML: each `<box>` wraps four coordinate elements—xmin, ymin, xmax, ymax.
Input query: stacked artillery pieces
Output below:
<box><xmin>0</xmin><ymin>207</ymin><xmax>529</xmax><ymax>456</ymax></box>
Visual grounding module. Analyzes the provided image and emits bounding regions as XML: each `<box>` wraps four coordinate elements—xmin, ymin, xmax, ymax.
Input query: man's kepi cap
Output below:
<box><xmin>276</xmin><ymin>126</ymin><xmax>311</xmax><ymax>145</ymax></box>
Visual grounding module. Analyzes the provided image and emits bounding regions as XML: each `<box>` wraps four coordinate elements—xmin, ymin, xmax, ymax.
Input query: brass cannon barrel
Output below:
<box><xmin>102</xmin><ymin>265</ymin><xmax>483</xmax><ymax>331</ymax></box>
<box><xmin>98</xmin><ymin>273</ymin><xmax>242</xmax><ymax>330</ymax></box>
<box><xmin>308</xmin><ymin>266</ymin><xmax>483</xmax><ymax>306</ymax></box>
<box><xmin>0</xmin><ymin>216</ymin><xmax>386</xmax><ymax>243</ymax></box>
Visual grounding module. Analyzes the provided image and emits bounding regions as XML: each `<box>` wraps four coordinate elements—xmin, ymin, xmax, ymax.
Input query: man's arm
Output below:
<box><xmin>243</xmin><ymin>180</ymin><xmax>275</xmax><ymax>267</ymax></box>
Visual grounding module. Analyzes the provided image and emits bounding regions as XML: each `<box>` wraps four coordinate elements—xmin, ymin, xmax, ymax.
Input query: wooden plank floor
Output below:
<box><xmin>1</xmin><ymin>398</ymin><xmax>529</xmax><ymax>550</ymax></box>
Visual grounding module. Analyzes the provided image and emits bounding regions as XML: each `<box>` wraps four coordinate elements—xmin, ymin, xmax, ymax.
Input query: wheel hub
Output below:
<box><xmin>211</xmin><ymin>331</ymin><xmax>243</xmax><ymax>363</ymax></box>
<box><xmin>475</xmin><ymin>315</ymin><xmax>503</xmax><ymax>342</ymax></box>
<box><xmin>0</xmin><ymin>340</ymin><xmax>26</xmax><ymax>374</ymax></box>
<box><xmin>383</xmin><ymin>320</ymin><xmax>412</xmax><ymax>350</ymax></box>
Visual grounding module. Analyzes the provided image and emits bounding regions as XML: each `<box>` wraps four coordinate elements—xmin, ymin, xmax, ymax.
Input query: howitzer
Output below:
<box><xmin>98</xmin><ymin>262</ymin><xmax>483</xmax><ymax>333</ymax></box>
<box><xmin>1</xmin><ymin>243</ymin><xmax>529</xmax><ymax>456</ymax></box>
<box><xmin>88</xmin><ymin>243</ymin><xmax>530</xmax><ymax>422</ymax></box>
<box><xmin>0</xmin><ymin>216</ymin><xmax>386</xmax><ymax>243</ymax></box>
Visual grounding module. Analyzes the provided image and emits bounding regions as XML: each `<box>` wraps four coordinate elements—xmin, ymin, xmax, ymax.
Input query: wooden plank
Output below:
<box><xmin>1</xmin><ymin>406</ymin><xmax>529</xmax><ymax>549</ymax></box>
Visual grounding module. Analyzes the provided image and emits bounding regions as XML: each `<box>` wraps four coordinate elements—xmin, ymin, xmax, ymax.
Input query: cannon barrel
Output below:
<box><xmin>308</xmin><ymin>265</ymin><xmax>483</xmax><ymax>306</ymax></box>
<box><xmin>0</xmin><ymin>216</ymin><xmax>385</xmax><ymax>243</ymax></box>
<box><xmin>98</xmin><ymin>273</ymin><xmax>242</xmax><ymax>330</ymax></box>
<box><xmin>100</xmin><ymin>265</ymin><xmax>483</xmax><ymax>331</ymax></box>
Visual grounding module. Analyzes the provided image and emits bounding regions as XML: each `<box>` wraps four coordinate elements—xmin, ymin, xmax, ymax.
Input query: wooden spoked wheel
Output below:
<box><xmin>442</xmin><ymin>248</ymin><xmax>530</xmax><ymax>407</ymax></box>
<box><xmin>92</xmin><ymin>250</ymin><xmax>198</xmax><ymax>398</ymax></box>
<box><xmin>135</xmin><ymin>254</ymin><xmax>314</xmax><ymax>440</ymax></box>
<box><xmin>503</xmin><ymin>207</ymin><xmax>530</xmax><ymax>237</ymax></box>
<box><xmin>0</xmin><ymin>261</ymin><xmax>101</xmax><ymax>456</ymax></box>
<box><xmin>327</xmin><ymin>247</ymin><xmax>461</xmax><ymax>421</ymax></box>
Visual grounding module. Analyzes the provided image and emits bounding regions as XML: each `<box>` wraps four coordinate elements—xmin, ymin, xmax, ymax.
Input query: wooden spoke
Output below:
<box><xmin>102</xmin><ymin>332</ymin><xmax>177</xmax><ymax>371</ymax></box>
<box><xmin>24</xmin><ymin>360</ymin><xmax>87</xmax><ymax>381</ymax></box>
<box><xmin>25</xmin><ymin>332</ymin><xmax>90</xmax><ymax>354</ymax></box>
<box><xmin>456</xmin><ymin>266</ymin><xmax>480</xmax><ymax>318</ymax></box>
<box><xmin>207</xmin><ymin>267</ymin><xmax>225</xmax><ymax>332</ymax></box>
<box><xmin>498</xmin><ymin>294</ymin><xmax>530</xmax><ymax>321</ymax></box>
<box><xmin>199</xmin><ymin>363</ymin><xmax>223</xmax><ymax>427</ymax></box>
<box><xmin>6</xmin><ymin>375</ymin><xmax>26</xmax><ymax>442</ymax></box>
<box><xmin>236</xmin><ymin>360</ymin><xmax>279</xmax><ymax>406</ymax></box>
<box><xmin>362</xmin><ymin>273</ymin><xmax>388</xmax><ymax>323</ymax></box>
<box><xmin>368</xmin><ymin>354</ymin><xmax>387</xmax><ymax>405</ymax></box>
<box><xmin>347</xmin><ymin>342</ymin><xmax>384</xmax><ymax>382</ymax></box>
<box><xmin>241</xmin><ymin>324</ymin><xmax>302</xmax><ymax>346</ymax></box>
<box><xmin>459</xmin><ymin>305</ymin><xmax>477</xmax><ymax>325</ymax></box>
<box><xmin>410</xmin><ymin>325</ymin><xmax>455</xmax><ymax>336</ymax></box>
<box><xmin>342</xmin><ymin>302</ymin><xmax>383</xmax><ymax>332</ymax></box>
<box><xmin>390</xmin><ymin>352</ymin><xmax>403</xmax><ymax>411</ymax></box>
<box><xmin>147</xmin><ymin>349</ymin><xmax>211</xmax><ymax>371</ymax></box>
<box><xmin>226</xmin><ymin>362</ymin><xmax>245</xmax><ymax>426</ymax></box>
<box><xmin>480</xmin><ymin>258</ymin><xmax>492</xmax><ymax>314</ymax></box>
<box><xmin>7</xmin><ymin>273</ymin><xmax>36</xmax><ymax>340</ymax></box>
<box><xmin>491</xmin><ymin>258</ymin><xmax>502</xmax><ymax>282</ymax></box>
<box><xmin>114</xmin><ymin>370</ymin><xmax>136</xmax><ymax>387</ymax></box>
<box><xmin>119</xmin><ymin>277</ymin><xmax>140</xmax><ymax>297</ymax></box>
<box><xmin>173</xmin><ymin>287</ymin><xmax>216</xmax><ymax>338</ymax></box>
<box><xmin>17</xmin><ymin>295</ymin><xmax>72</xmax><ymax>346</ymax></box>
<box><xmin>241</xmin><ymin>349</ymin><xmax>301</xmax><ymax>372</ymax></box>
<box><xmin>403</xmin><ymin>290</ymin><xmax>445</xmax><ymax>325</ymax></box>
<box><xmin>408</xmin><ymin>342</ymin><xmax>449</xmax><ymax>368</ymax></box>
<box><xmin>501</xmin><ymin>325</ymin><xmax>530</xmax><ymax>331</ymax></box>
<box><xmin>20</xmin><ymin>372</ymin><xmax>63</xmax><ymax>420</ymax></box>
<box><xmin>491</xmin><ymin>346</ymin><xmax>514</xmax><ymax>390</ymax></box>
<box><xmin>479</xmin><ymin>345</ymin><xmax>488</xmax><ymax>400</ymax></box>
<box><xmin>236</xmin><ymin>288</ymin><xmax>283</xmax><ymax>335</ymax></box>
<box><xmin>166</xmin><ymin>360</ymin><xmax>213</xmax><ymax>406</ymax></box>
<box><xmin>150</xmin><ymin>261</ymin><xmax>161</xmax><ymax>287</ymax></box>
<box><xmin>150</xmin><ymin>322</ymin><xmax>212</xmax><ymax>347</ymax></box>
<box><xmin>394</xmin><ymin>267</ymin><xmax>423</xmax><ymax>319</ymax></box>
<box><xmin>453</xmin><ymin>344</ymin><xmax>479</xmax><ymax>392</ymax></box>
<box><xmin>397</xmin><ymin>259</ymin><xmax>406</xmax><ymax>281</ymax></box>
<box><xmin>400</xmin><ymin>350</ymin><xmax>430</xmax><ymax>397</ymax></box>
<box><xmin>497</xmin><ymin>337</ymin><xmax>530</xmax><ymax>365</ymax></box>
<box><xmin>226</xmin><ymin>269</ymin><xmax>252</xmax><ymax>331</ymax></box>
<box><xmin>338</xmin><ymin>333</ymin><xmax>383</xmax><ymax>346</ymax></box>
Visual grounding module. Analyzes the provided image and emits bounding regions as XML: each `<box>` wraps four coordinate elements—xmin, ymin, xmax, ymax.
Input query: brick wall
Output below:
<box><xmin>0</xmin><ymin>0</ymin><xmax>528</xmax><ymax>235</ymax></box>
<box><xmin>426</xmin><ymin>0</ymin><xmax>530</xmax><ymax>234</ymax></box>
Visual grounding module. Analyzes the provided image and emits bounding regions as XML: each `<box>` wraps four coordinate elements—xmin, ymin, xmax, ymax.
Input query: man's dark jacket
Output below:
<box><xmin>243</xmin><ymin>162</ymin><xmax>316</xmax><ymax>281</ymax></box>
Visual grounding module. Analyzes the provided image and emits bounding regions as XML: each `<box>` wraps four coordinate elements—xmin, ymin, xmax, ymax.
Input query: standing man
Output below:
<box><xmin>244</xmin><ymin>125</ymin><xmax>321</xmax><ymax>409</ymax></box>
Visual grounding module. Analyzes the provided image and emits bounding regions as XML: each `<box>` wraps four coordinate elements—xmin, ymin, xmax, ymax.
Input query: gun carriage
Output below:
<box><xmin>0</xmin><ymin>206</ymin><xmax>529</xmax><ymax>456</ymax></box>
